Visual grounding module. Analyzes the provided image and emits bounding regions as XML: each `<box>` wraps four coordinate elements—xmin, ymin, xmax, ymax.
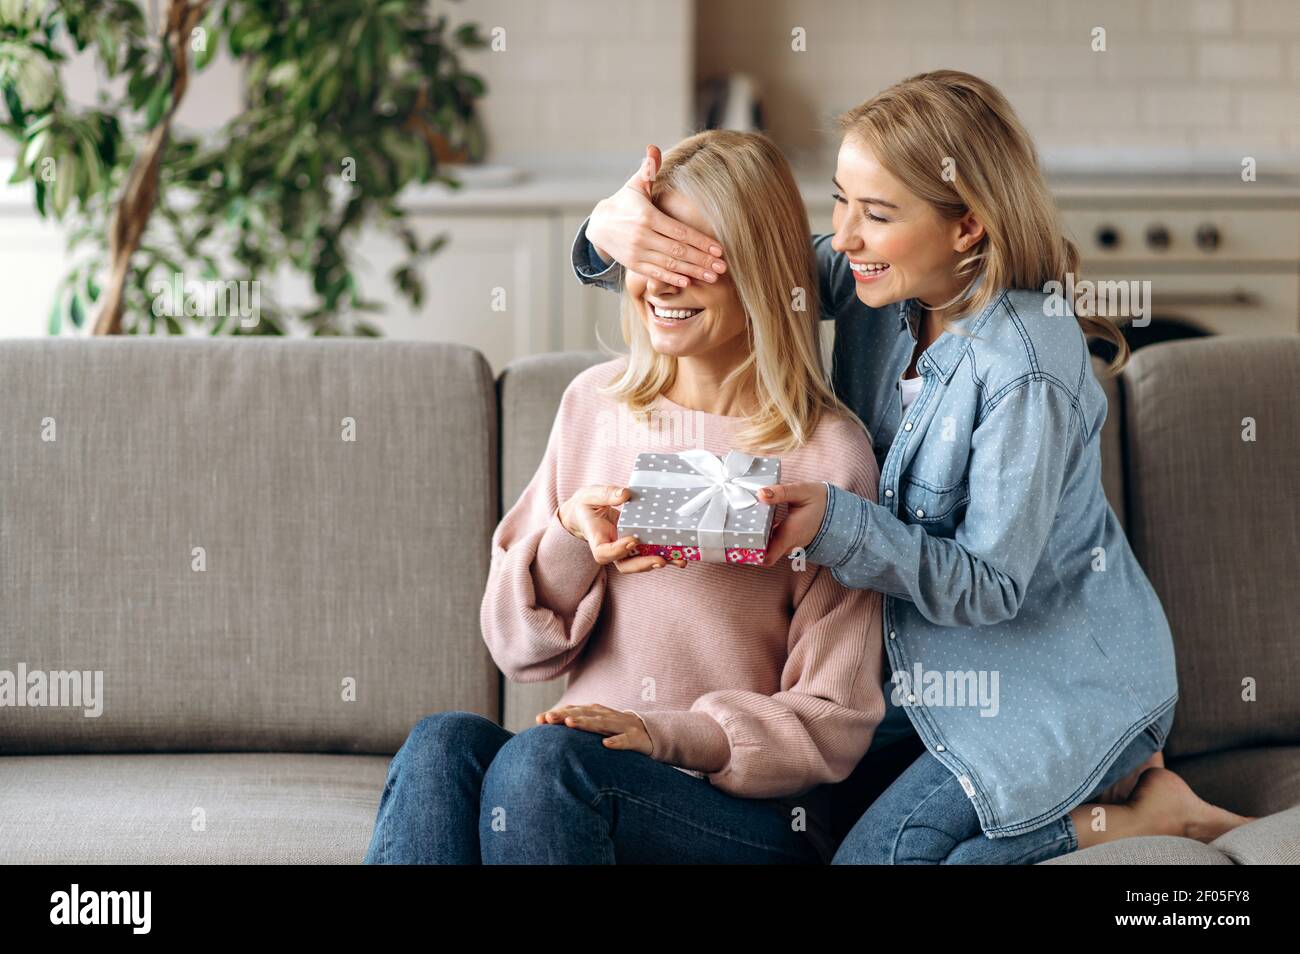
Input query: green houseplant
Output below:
<box><xmin>0</xmin><ymin>0</ymin><xmax>488</xmax><ymax>335</ymax></box>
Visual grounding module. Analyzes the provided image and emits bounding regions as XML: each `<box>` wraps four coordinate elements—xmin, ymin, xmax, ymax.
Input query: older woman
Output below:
<box><xmin>365</xmin><ymin>130</ymin><xmax>887</xmax><ymax>864</ymax></box>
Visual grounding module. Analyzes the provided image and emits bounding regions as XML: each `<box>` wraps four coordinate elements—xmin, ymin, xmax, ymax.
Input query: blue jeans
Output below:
<box><xmin>363</xmin><ymin>711</ymin><xmax>825</xmax><ymax>864</ymax></box>
<box><xmin>834</xmin><ymin>698</ymin><xmax>1177</xmax><ymax>864</ymax></box>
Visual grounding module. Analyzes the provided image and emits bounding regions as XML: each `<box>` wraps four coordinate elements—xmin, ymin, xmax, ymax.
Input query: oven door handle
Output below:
<box><xmin>1155</xmin><ymin>290</ymin><xmax>1259</xmax><ymax>308</ymax></box>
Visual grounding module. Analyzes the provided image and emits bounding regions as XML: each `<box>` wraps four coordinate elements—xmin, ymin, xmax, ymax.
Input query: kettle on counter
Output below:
<box><xmin>697</xmin><ymin>72</ymin><xmax>764</xmax><ymax>132</ymax></box>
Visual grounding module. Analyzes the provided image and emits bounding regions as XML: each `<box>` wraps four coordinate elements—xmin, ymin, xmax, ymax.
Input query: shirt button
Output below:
<box><xmin>907</xmin><ymin>694</ymin><xmax>916</xmax><ymax>703</ymax></box>
<box><xmin>903</xmin><ymin>421</ymin><xmax>913</xmax><ymax>431</ymax></box>
<box><xmin>936</xmin><ymin>745</ymin><xmax>946</xmax><ymax>752</ymax></box>
<box><xmin>915</xmin><ymin>508</ymin><xmax>925</xmax><ymax>517</ymax></box>
<box><xmin>884</xmin><ymin>488</ymin><xmax>894</xmax><ymax>498</ymax></box>
<box><xmin>888</xmin><ymin>630</ymin><xmax>896</xmax><ymax>639</ymax></box>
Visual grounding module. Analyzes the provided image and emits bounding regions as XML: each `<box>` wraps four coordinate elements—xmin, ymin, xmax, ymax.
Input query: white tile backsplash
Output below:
<box><xmin>1241</xmin><ymin>0</ymin><xmax>1300</xmax><ymax>33</ymax></box>
<box><xmin>961</xmin><ymin>0</ymin><xmax>1056</xmax><ymax>33</ymax></box>
<box><xmin>1142</xmin><ymin>87</ymin><xmax>1234</xmax><ymax>126</ymax></box>
<box><xmin>865</xmin><ymin>0</ymin><xmax>961</xmax><ymax>34</ymax></box>
<box><xmin>1238</xmin><ymin>88</ymin><xmax>1300</xmax><ymax>126</ymax></box>
<box><xmin>459</xmin><ymin>0</ymin><xmax>693</xmax><ymax>168</ymax></box>
<box><xmin>1051</xmin><ymin>89</ymin><xmax>1142</xmax><ymax>127</ymax></box>
<box><xmin>1146</xmin><ymin>0</ymin><xmax>1236</xmax><ymax>33</ymax></box>
<box><xmin>1198</xmin><ymin>41</ymin><xmax>1285</xmax><ymax>79</ymax></box>
<box><xmin>1007</xmin><ymin>41</ymin><xmax>1100</xmax><ymax>80</ymax></box>
<box><xmin>695</xmin><ymin>0</ymin><xmax>1300</xmax><ymax>172</ymax></box>
<box><xmin>4</xmin><ymin>0</ymin><xmax>1290</xmax><ymax>177</ymax></box>
<box><xmin>912</xmin><ymin>42</ymin><xmax>1007</xmax><ymax>78</ymax></box>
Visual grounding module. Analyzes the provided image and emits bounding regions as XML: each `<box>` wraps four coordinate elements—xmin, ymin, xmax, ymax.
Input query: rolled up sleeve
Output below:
<box><xmin>570</xmin><ymin>215</ymin><xmax>623</xmax><ymax>290</ymax></box>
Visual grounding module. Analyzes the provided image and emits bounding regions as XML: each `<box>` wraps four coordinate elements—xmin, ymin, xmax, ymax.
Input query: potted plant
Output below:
<box><xmin>0</xmin><ymin>0</ymin><xmax>488</xmax><ymax>336</ymax></box>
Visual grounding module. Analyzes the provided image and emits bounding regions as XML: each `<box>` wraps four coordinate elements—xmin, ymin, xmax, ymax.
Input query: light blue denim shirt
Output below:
<box><xmin>570</xmin><ymin>220</ymin><xmax>1178</xmax><ymax>838</ymax></box>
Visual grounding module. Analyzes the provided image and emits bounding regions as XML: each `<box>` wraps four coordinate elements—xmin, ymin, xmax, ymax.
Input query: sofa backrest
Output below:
<box><xmin>1092</xmin><ymin>355</ymin><xmax>1127</xmax><ymax>531</ymax></box>
<box><xmin>494</xmin><ymin>351</ymin><xmax>1128</xmax><ymax>731</ymax></box>
<box><xmin>0</xmin><ymin>339</ymin><xmax>500</xmax><ymax>755</ymax></box>
<box><xmin>496</xmin><ymin>350</ymin><xmax>608</xmax><ymax>731</ymax></box>
<box><xmin>1122</xmin><ymin>336</ymin><xmax>1300</xmax><ymax>758</ymax></box>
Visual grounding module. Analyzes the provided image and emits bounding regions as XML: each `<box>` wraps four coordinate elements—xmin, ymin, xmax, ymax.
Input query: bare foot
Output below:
<box><xmin>1129</xmin><ymin>767</ymin><xmax>1257</xmax><ymax>842</ymax></box>
<box><xmin>1096</xmin><ymin>750</ymin><xmax>1165</xmax><ymax>804</ymax></box>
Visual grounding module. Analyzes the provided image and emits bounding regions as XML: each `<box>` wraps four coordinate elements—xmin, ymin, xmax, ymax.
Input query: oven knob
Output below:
<box><xmin>1195</xmin><ymin>223</ymin><xmax>1221</xmax><ymax>252</ymax></box>
<box><xmin>1145</xmin><ymin>224</ymin><xmax>1171</xmax><ymax>251</ymax></box>
<box><xmin>1095</xmin><ymin>224</ymin><xmax>1121</xmax><ymax>250</ymax></box>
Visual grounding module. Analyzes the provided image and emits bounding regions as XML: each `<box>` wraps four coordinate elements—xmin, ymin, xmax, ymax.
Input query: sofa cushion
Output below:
<box><xmin>0</xmin><ymin>339</ymin><xmax>499</xmax><ymax>755</ymax></box>
<box><xmin>1041</xmin><ymin>835</ymin><xmax>1235</xmax><ymax>865</ymax></box>
<box><xmin>1205</xmin><ymin>803</ymin><xmax>1300</xmax><ymax>864</ymax></box>
<box><xmin>0</xmin><ymin>752</ymin><xmax>387</xmax><ymax>863</ymax></box>
<box><xmin>1041</xmin><ymin>803</ymin><xmax>1300</xmax><ymax>866</ymax></box>
<box><xmin>1122</xmin><ymin>337</ymin><xmax>1300</xmax><ymax>759</ymax></box>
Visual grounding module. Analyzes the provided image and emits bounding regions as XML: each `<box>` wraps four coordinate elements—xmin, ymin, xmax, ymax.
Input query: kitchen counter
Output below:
<box><xmin>6</xmin><ymin>155</ymin><xmax>1299</xmax><ymax>215</ymax></box>
<box><xmin>395</xmin><ymin>165</ymin><xmax>1300</xmax><ymax>214</ymax></box>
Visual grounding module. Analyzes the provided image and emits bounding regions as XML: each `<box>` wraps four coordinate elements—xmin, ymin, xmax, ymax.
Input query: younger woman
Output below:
<box><xmin>365</xmin><ymin>130</ymin><xmax>888</xmax><ymax>864</ymax></box>
<box><xmin>572</xmin><ymin>71</ymin><xmax>1253</xmax><ymax>863</ymax></box>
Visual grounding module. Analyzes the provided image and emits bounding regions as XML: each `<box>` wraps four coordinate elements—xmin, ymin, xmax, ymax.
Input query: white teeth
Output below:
<box><xmin>850</xmin><ymin>261</ymin><xmax>890</xmax><ymax>273</ymax></box>
<box><xmin>652</xmin><ymin>305</ymin><xmax>702</xmax><ymax>319</ymax></box>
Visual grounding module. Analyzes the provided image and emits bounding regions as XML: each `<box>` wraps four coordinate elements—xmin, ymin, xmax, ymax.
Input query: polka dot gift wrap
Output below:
<box><xmin>615</xmin><ymin>449</ymin><xmax>780</xmax><ymax>565</ymax></box>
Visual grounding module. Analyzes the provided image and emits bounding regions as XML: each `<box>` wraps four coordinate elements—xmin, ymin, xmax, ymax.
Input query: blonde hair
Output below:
<box><xmin>599</xmin><ymin>129</ymin><xmax>864</xmax><ymax>454</ymax></box>
<box><xmin>837</xmin><ymin>69</ymin><xmax>1130</xmax><ymax>375</ymax></box>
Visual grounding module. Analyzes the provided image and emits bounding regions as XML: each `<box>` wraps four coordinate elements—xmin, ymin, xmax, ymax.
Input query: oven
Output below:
<box><xmin>1055</xmin><ymin>176</ymin><xmax>1300</xmax><ymax>360</ymax></box>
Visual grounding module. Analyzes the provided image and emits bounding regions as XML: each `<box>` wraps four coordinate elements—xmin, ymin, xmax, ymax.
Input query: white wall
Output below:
<box><xmin>698</xmin><ymin>0</ymin><xmax>1300</xmax><ymax>172</ymax></box>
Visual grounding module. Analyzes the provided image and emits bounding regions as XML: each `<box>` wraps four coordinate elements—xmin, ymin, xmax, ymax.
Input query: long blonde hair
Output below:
<box><xmin>838</xmin><ymin>69</ymin><xmax>1130</xmax><ymax>375</ymax></box>
<box><xmin>599</xmin><ymin>129</ymin><xmax>863</xmax><ymax>454</ymax></box>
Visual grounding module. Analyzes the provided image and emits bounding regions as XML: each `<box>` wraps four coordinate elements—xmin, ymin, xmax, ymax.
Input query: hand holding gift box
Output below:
<box><xmin>616</xmin><ymin>449</ymin><xmax>780</xmax><ymax>565</ymax></box>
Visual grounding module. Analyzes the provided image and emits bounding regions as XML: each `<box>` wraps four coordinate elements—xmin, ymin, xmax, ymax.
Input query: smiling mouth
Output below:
<box><xmin>849</xmin><ymin>260</ymin><xmax>891</xmax><ymax>282</ymax></box>
<box><xmin>647</xmin><ymin>302</ymin><xmax>704</xmax><ymax>324</ymax></box>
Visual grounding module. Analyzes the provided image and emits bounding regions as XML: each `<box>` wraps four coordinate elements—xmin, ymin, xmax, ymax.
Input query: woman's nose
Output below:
<box><xmin>831</xmin><ymin>221</ymin><xmax>859</xmax><ymax>254</ymax></box>
<box><xmin>645</xmin><ymin>275</ymin><xmax>674</xmax><ymax>296</ymax></box>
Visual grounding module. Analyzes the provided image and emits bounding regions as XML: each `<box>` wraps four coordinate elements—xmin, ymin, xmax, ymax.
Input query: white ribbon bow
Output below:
<box><xmin>626</xmin><ymin>449</ymin><xmax>777</xmax><ymax>563</ymax></box>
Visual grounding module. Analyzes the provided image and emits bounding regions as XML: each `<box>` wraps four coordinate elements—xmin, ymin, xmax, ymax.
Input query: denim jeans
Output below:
<box><xmin>834</xmin><ymin>703</ymin><xmax>1177</xmax><ymax>864</ymax></box>
<box><xmin>363</xmin><ymin>711</ymin><xmax>825</xmax><ymax>864</ymax></box>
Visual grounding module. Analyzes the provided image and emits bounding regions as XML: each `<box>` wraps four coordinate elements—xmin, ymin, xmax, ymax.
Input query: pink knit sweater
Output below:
<box><xmin>481</xmin><ymin>359</ymin><xmax>885</xmax><ymax>815</ymax></box>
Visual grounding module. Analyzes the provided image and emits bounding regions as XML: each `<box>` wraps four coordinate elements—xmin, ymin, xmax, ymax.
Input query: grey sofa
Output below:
<box><xmin>0</xmin><ymin>335</ymin><xmax>1296</xmax><ymax>864</ymax></box>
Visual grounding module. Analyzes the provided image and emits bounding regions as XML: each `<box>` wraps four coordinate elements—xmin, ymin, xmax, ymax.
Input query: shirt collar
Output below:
<box><xmin>897</xmin><ymin>298</ymin><xmax>919</xmax><ymax>333</ymax></box>
<box><xmin>899</xmin><ymin>279</ymin><xmax>1004</xmax><ymax>383</ymax></box>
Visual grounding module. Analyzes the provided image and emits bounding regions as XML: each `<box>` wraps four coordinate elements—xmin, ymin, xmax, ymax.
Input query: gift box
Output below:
<box><xmin>615</xmin><ymin>449</ymin><xmax>780</xmax><ymax>564</ymax></box>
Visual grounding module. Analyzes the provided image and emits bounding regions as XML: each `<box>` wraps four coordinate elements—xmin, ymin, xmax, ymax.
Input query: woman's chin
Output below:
<box><xmin>647</xmin><ymin>337</ymin><xmax>698</xmax><ymax>357</ymax></box>
<box><xmin>854</xmin><ymin>284</ymin><xmax>899</xmax><ymax>309</ymax></box>
<box><xmin>644</xmin><ymin>325</ymin><xmax>700</xmax><ymax>357</ymax></box>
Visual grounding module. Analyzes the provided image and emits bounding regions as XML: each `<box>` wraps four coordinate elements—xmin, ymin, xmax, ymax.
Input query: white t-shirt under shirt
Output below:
<box><xmin>900</xmin><ymin>373</ymin><xmax>923</xmax><ymax>412</ymax></box>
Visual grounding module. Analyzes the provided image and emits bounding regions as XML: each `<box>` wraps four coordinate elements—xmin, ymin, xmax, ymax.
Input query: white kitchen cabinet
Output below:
<box><xmin>369</xmin><ymin>213</ymin><xmax>555</xmax><ymax>374</ymax></box>
<box><xmin>0</xmin><ymin>202</ymin><xmax>76</xmax><ymax>337</ymax></box>
<box><xmin>5</xmin><ymin>164</ymin><xmax>1297</xmax><ymax>366</ymax></box>
<box><xmin>559</xmin><ymin>210</ymin><xmax>624</xmax><ymax>355</ymax></box>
